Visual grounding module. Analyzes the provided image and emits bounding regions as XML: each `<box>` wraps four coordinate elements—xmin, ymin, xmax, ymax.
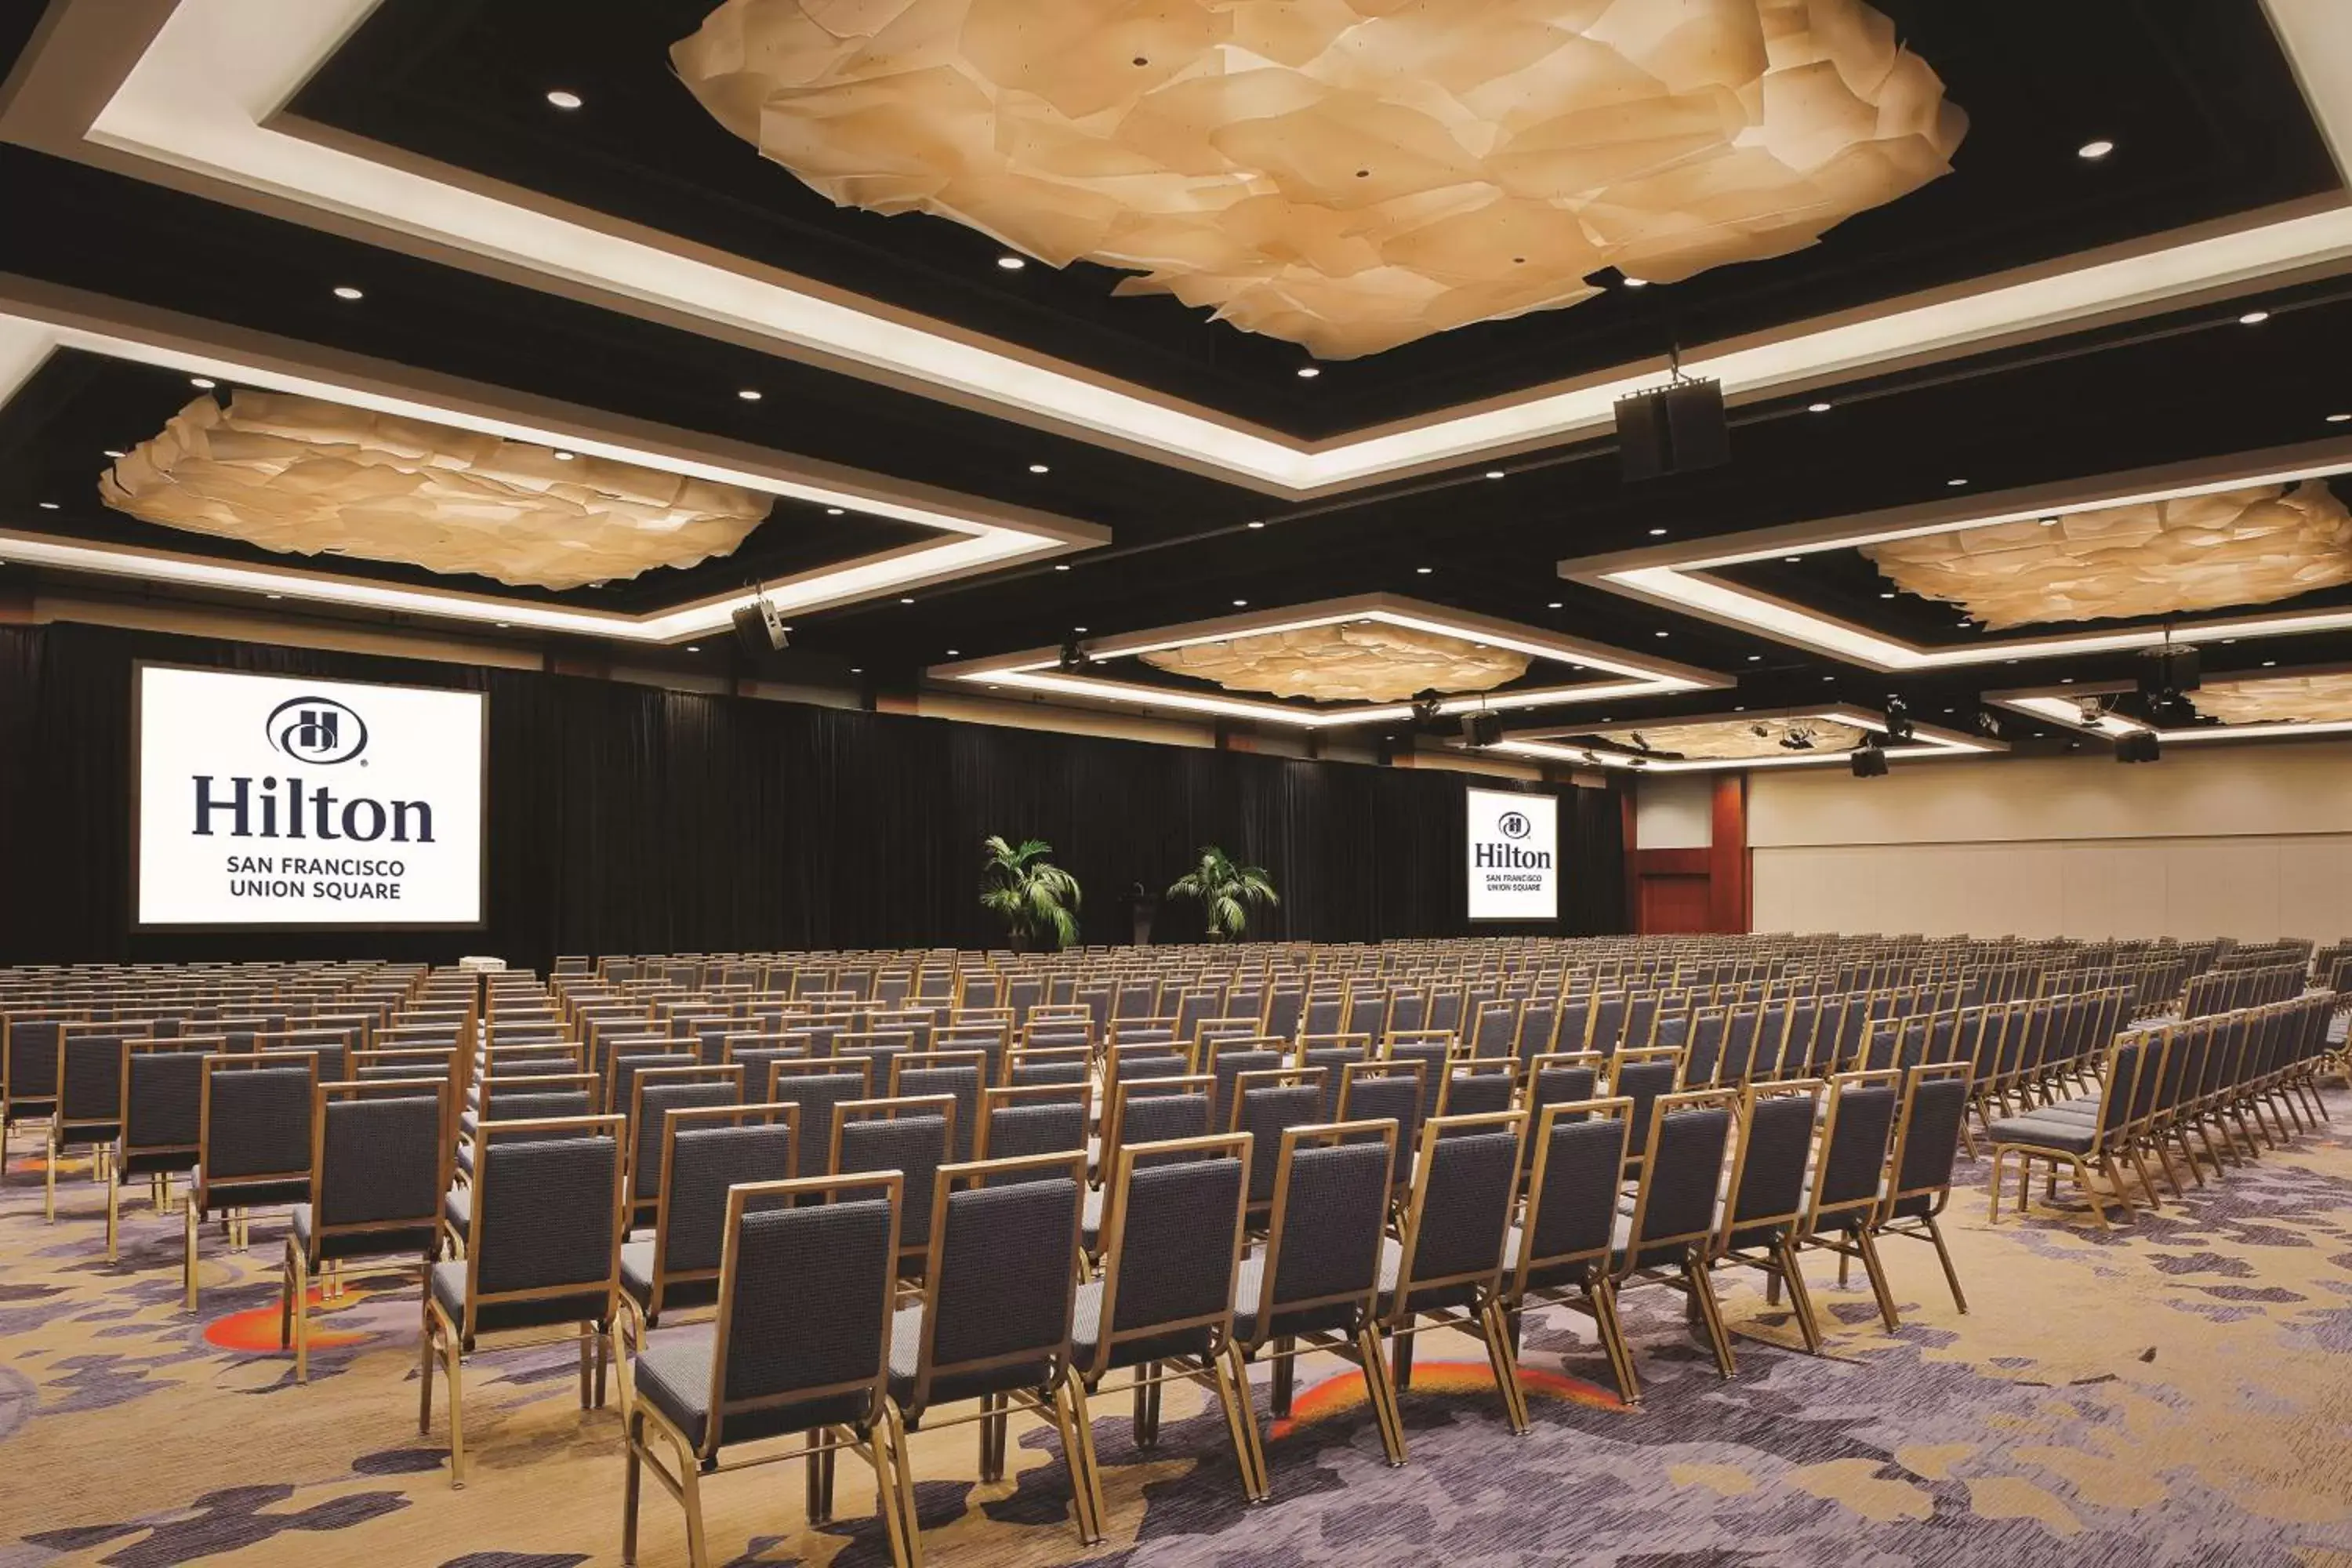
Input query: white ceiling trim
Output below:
<box><xmin>48</xmin><ymin>0</ymin><xmax>2352</xmax><ymax>495</ymax></box>
<box><xmin>1491</xmin><ymin>704</ymin><xmax>1998</xmax><ymax>772</ymax></box>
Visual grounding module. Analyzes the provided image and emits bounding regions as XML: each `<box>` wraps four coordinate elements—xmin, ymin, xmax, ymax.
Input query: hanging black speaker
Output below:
<box><xmin>1614</xmin><ymin>377</ymin><xmax>1728</xmax><ymax>482</ymax></box>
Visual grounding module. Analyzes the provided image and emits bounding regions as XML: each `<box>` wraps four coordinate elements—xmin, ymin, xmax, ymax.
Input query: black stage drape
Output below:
<box><xmin>0</xmin><ymin>622</ymin><xmax>1627</xmax><ymax>967</ymax></box>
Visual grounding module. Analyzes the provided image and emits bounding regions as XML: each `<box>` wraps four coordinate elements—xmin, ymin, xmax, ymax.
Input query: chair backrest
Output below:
<box><xmin>308</xmin><ymin>1080</ymin><xmax>449</xmax><ymax>1255</ymax></box>
<box><xmin>764</xmin><ymin>1059</ymin><xmax>873</xmax><ymax>1178</ymax></box>
<box><xmin>1389</xmin><ymin>1111</ymin><xmax>1525</xmax><ymax>1319</ymax></box>
<box><xmin>1514</xmin><ymin>1098</ymin><xmax>1633</xmax><ymax>1293</ymax></box>
<box><xmin>1805</xmin><ymin>1071</ymin><xmax>1901</xmax><ymax>1233</ymax></box>
<box><xmin>902</xmin><ymin>1151</ymin><xmax>1086</xmax><ymax>1414</ymax></box>
<box><xmin>1718</xmin><ymin>1082</ymin><xmax>1823</xmax><ymax>1254</ymax></box>
<box><xmin>1106</xmin><ymin>1075</ymin><xmax>1214</xmax><ymax>1167</ymax></box>
<box><xmin>1234</xmin><ymin>1069</ymin><xmax>1329</xmax><ymax>1203</ymax></box>
<box><xmin>890</xmin><ymin>1051</ymin><xmax>987</xmax><ymax>1162</ymax></box>
<box><xmin>833</xmin><ymin>1096</ymin><xmax>956</xmax><ymax>1261</ymax></box>
<box><xmin>122</xmin><ymin>1041</ymin><xmax>208</xmax><ymax>1163</ymax></box>
<box><xmin>630</xmin><ymin>1066</ymin><xmax>744</xmax><ymax>1207</ymax></box>
<box><xmin>1249</xmin><ymin>1121</ymin><xmax>1396</xmax><ymax>1348</ymax></box>
<box><xmin>1336</xmin><ymin>1059</ymin><xmax>1424</xmax><ymax>1196</ymax></box>
<box><xmin>198</xmin><ymin>1055</ymin><xmax>319</xmax><ymax>1207</ymax></box>
<box><xmin>699</xmin><ymin>1171</ymin><xmax>900</xmax><ymax>1459</ymax></box>
<box><xmin>1208</xmin><ymin>1046</ymin><xmax>1287</xmax><ymax>1133</ymax></box>
<box><xmin>1526</xmin><ymin>1051</ymin><xmax>1602</xmax><ymax>1117</ymax></box>
<box><xmin>463</xmin><ymin>1116</ymin><xmax>625</xmax><ymax>1334</ymax></box>
<box><xmin>973</xmin><ymin>1083</ymin><xmax>1090</xmax><ymax>1176</ymax></box>
<box><xmin>56</xmin><ymin>1031</ymin><xmax>129</xmax><ymax>1135</ymax></box>
<box><xmin>1610</xmin><ymin>1048</ymin><xmax>1683</xmax><ymax>1163</ymax></box>
<box><xmin>1435</xmin><ymin>1060</ymin><xmax>1515</xmax><ymax>1124</ymax></box>
<box><xmin>1083</xmin><ymin>1133</ymin><xmax>1250</xmax><ymax>1377</ymax></box>
<box><xmin>650</xmin><ymin>1105</ymin><xmax>797</xmax><ymax>1306</ymax></box>
<box><xmin>1885</xmin><ymin>1063</ymin><xmax>1971</xmax><ymax>1212</ymax></box>
<box><xmin>1621</xmin><ymin>1089</ymin><xmax>1737</xmax><ymax>1270</ymax></box>
<box><xmin>5</xmin><ymin>1018</ymin><xmax>67</xmax><ymax>1109</ymax></box>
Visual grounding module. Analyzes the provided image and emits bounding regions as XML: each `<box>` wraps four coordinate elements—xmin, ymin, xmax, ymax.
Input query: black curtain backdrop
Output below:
<box><xmin>0</xmin><ymin>622</ymin><xmax>1627</xmax><ymax>968</ymax></box>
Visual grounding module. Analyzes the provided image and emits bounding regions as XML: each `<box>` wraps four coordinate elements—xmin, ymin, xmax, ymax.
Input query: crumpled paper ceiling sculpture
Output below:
<box><xmin>100</xmin><ymin>393</ymin><xmax>774</xmax><ymax>590</ymax></box>
<box><xmin>1863</xmin><ymin>482</ymin><xmax>2352</xmax><ymax>630</ymax></box>
<box><xmin>2192</xmin><ymin>673</ymin><xmax>2352</xmax><ymax>726</ymax></box>
<box><xmin>1139</xmin><ymin>619</ymin><xmax>1530</xmax><ymax>700</ymax></box>
<box><xmin>672</xmin><ymin>0</ymin><xmax>1966</xmax><ymax>358</ymax></box>
<box><xmin>1597</xmin><ymin>716</ymin><xmax>1866</xmax><ymax>758</ymax></box>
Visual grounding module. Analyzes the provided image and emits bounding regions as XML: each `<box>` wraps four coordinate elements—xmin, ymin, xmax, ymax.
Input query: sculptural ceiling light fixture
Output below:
<box><xmin>1487</xmin><ymin>704</ymin><xmax>1998</xmax><ymax>771</ymax></box>
<box><xmin>671</xmin><ymin>0</ymin><xmax>1965</xmax><ymax>358</ymax></box>
<box><xmin>1860</xmin><ymin>481</ymin><xmax>2352</xmax><ymax>630</ymax></box>
<box><xmin>1138</xmin><ymin>619</ymin><xmax>1528</xmax><ymax>702</ymax></box>
<box><xmin>1564</xmin><ymin>443</ymin><xmax>2352</xmax><ymax>672</ymax></box>
<box><xmin>103</xmin><ymin>390</ymin><xmax>775</xmax><ymax>590</ymax></box>
<box><xmin>930</xmin><ymin>594</ymin><xmax>1724</xmax><ymax>728</ymax></box>
<box><xmin>1994</xmin><ymin>670</ymin><xmax>2352</xmax><ymax>746</ymax></box>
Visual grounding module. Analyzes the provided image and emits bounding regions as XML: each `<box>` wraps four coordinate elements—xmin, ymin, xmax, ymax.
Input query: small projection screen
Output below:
<box><xmin>1465</xmin><ymin>786</ymin><xmax>1559</xmax><ymax>921</ymax></box>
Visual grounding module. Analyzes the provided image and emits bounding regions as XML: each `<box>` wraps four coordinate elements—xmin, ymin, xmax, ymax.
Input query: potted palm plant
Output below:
<box><xmin>1167</xmin><ymin>845</ymin><xmax>1278</xmax><ymax>942</ymax></box>
<box><xmin>978</xmin><ymin>835</ymin><xmax>1081</xmax><ymax>951</ymax></box>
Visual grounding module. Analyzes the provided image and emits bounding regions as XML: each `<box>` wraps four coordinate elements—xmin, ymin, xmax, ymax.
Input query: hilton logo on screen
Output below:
<box><xmin>1475</xmin><ymin>805</ymin><xmax>1549</xmax><ymax>869</ymax></box>
<box><xmin>267</xmin><ymin>696</ymin><xmax>368</xmax><ymax>764</ymax></box>
<box><xmin>191</xmin><ymin>693</ymin><xmax>435</xmax><ymax>845</ymax></box>
<box><xmin>1497</xmin><ymin>811</ymin><xmax>1531</xmax><ymax>840</ymax></box>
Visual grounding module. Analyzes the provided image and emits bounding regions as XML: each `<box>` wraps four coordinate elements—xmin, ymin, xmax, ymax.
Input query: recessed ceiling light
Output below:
<box><xmin>1748</xmin><ymin>655</ymin><xmax>1762</xmax><ymax>662</ymax></box>
<box><xmin>737</xmin><ymin>388</ymin><xmax>762</xmax><ymax>401</ymax></box>
<box><xmin>1296</xmin><ymin>366</ymin><xmax>1321</xmax><ymax>379</ymax></box>
<box><xmin>688</xmin><ymin>645</ymin><xmax>702</xmax><ymax>652</ymax></box>
<box><xmin>103</xmin><ymin>448</ymin><xmax>124</xmax><ymax>459</ymax></box>
<box><xmin>1623</xmin><ymin>277</ymin><xmax>1649</xmax><ymax>288</ymax></box>
<box><xmin>2330</xmin><ymin>413</ymin><xmax>2352</xmax><ymax>424</ymax></box>
<box><xmin>1484</xmin><ymin>470</ymin><xmax>1505</xmax><ymax>481</ymax></box>
<box><xmin>1232</xmin><ymin>598</ymin><xmax>1248</xmax><ymax>606</ymax></box>
<box><xmin>2040</xmin><ymin>516</ymin><xmax>2060</xmax><ymax>527</ymax></box>
<box><xmin>546</xmin><ymin>89</ymin><xmax>583</xmax><ymax>110</ymax></box>
<box><xmin>553</xmin><ymin>449</ymin><xmax>575</xmax><ymax>461</ymax></box>
<box><xmin>1653</xmin><ymin>630</ymin><xmax>1668</xmax><ymax>638</ymax></box>
<box><xmin>2239</xmin><ymin>310</ymin><xmax>2270</xmax><ymax>325</ymax></box>
<box><xmin>1028</xmin><ymin>463</ymin><xmax>1051</xmax><ymax>474</ymax></box>
<box><xmin>1246</xmin><ymin>520</ymin><xmax>1265</xmax><ymax>529</ymax></box>
<box><xmin>2223</xmin><ymin>638</ymin><xmax>2238</xmax><ymax>644</ymax></box>
<box><xmin>996</xmin><ymin>256</ymin><xmax>1026</xmax><ymax>270</ymax></box>
<box><xmin>266</xmin><ymin>593</ymin><xmax>283</xmax><ymax>601</ymax></box>
<box><xmin>1054</xmin><ymin>563</ymin><xmax>1070</xmax><ymax>572</ymax></box>
<box><xmin>1806</xmin><ymin>401</ymin><xmax>1832</xmax><ymax>413</ymax></box>
<box><xmin>2263</xmin><ymin>659</ymin><xmax>2278</xmax><ymax>667</ymax></box>
<box><xmin>946</xmin><ymin>648</ymin><xmax>960</xmax><ymax>655</ymax></box>
<box><xmin>851</xmin><ymin>666</ymin><xmax>862</xmax><ymax>674</ymax></box>
<box><xmin>1414</xmin><ymin>566</ymin><xmax>1432</xmax><ymax>574</ymax></box>
<box><xmin>1074</xmin><ymin>626</ymin><xmax>1088</xmax><ymax>633</ymax></box>
<box><xmin>1823</xmin><ymin>675</ymin><xmax>1835</xmax><ymax>681</ymax></box>
<box><xmin>37</xmin><ymin>501</ymin><xmax>58</xmax><ymax>510</ymax></box>
<box><xmin>825</xmin><ymin>506</ymin><xmax>844</xmax><ymax>515</ymax></box>
<box><xmin>1783</xmin><ymin>555</ymin><xmax>1803</xmax><ymax>563</ymax></box>
<box><xmin>1946</xmin><ymin>477</ymin><xmax>1968</xmax><ymax>487</ymax></box>
<box><xmin>1546</xmin><ymin>601</ymin><xmax>1562</xmax><ymax>608</ymax></box>
<box><xmin>1648</xmin><ymin>528</ymin><xmax>1668</xmax><ymax>536</ymax></box>
<box><xmin>1733</xmin><ymin>706</ymin><xmax>1745</xmax><ymax>712</ymax></box>
<box><xmin>495</xmin><ymin>622</ymin><xmax>510</xmax><ymax>630</ymax></box>
<box><xmin>1879</xmin><ymin>592</ymin><xmax>1895</xmax><ymax>599</ymax></box>
<box><xmin>189</xmin><ymin>376</ymin><xmax>216</xmax><ymax>389</ymax></box>
<box><xmin>2077</xmin><ymin>138</ymin><xmax>2114</xmax><ymax>160</ymax></box>
<box><xmin>898</xmin><ymin>597</ymin><xmax>914</xmax><ymax>604</ymax></box>
<box><xmin>2060</xmin><ymin>677</ymin><xmax>2074</xmax><ymax>684</ymax></box>
<box><xmin>332</xmin><ymin>285</ymin><xmax>364</xmax><ymax>301</ymax></box>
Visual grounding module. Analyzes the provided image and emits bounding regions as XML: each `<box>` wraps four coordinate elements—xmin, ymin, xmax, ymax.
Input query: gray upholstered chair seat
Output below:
<box><xmin>430</xmin><ymin>1259</ymin><xmax>605</xmax><ymax>1336</ymax></box>
<box><xmin>619</xmin><ymin>1238</ymin><xmax>656</xmax><ymax>1302</ymax></box>
<box><xmin>200</xmin><ymin>1176</ymin><xmax>311</xmax><ymax>1210</ymax></box>
<box><xmin>442</xmin><ymin>1188</ymin><xmax>470</xmax><ymax>1240</ymax></box>
<box><xmin>634</xmin><ymin>1324</ymin><xmax>872</xmax><ymax>1449</ymax></box>
<box><xmin>289</xmin><ymin>1203</ymin><xmax>436</xmax><ymax>1262</ymax></box>
<box><xmin>1080</xmin><ymin>1186</ymin><xmax>1104</xmax><ymax>1250</ymax></box>
<box><xmin>1231</xmin><ymin>1251</ymin><xmax>1360</xmax><ymax>1345</ymax></box>
<box><xmin>1985</xmin><ymin>1115</ymin><xmax>2099</xmax><ymax>1154</ymax></box>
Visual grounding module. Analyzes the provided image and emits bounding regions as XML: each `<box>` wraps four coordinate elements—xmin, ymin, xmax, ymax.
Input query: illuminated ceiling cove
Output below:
<box><xmin>1138</xmin><ymin>619</ymin><xmax>1529</xmax><ymax>702</ymax></box>
<box><xmin>673</xmin><ymin>0</ymin><xmax>1965</xmax><ymax>359</ymax></box>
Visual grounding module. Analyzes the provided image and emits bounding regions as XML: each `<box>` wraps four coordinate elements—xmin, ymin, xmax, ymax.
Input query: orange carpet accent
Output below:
<box><xmin>1270</xmin><ymin>1359</ymin><xmax>1622</xmax><ymax>1437</ymax></box>
<box><xmin>201</xmin><ymin>1289</ymin><xmax>373</xmax><ymax>1353</ymax></box>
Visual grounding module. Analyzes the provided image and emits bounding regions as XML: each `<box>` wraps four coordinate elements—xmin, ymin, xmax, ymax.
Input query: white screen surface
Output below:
<box><xmin>1466</xmin><ymin>787</ymin><xmax>1559</xmax><ymax>921</ymax></box>
<box><xmin>136</xmin><ymin>665</ymin><xmax>485</xmax><ymax>927</ymax></box>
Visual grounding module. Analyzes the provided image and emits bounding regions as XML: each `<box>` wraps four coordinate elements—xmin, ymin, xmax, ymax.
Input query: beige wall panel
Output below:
<box><xmin>1635</xmin><ymin>774</ymin><xmax>1714</xmax><ymax>850</ymax></box>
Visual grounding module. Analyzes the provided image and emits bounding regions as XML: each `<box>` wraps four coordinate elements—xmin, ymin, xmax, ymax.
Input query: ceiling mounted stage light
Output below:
<box><xmin>2116</xmin><ymin>730</ymin><xmax>2161</xmax><ymax>764</ymax></box>
<box><xmin>1882</xmin><ymin>696</ymin><xmax>1915</xmax><ymax>742</ymax></box>
<box><xmin>672</xmin><ymin>0</ymin><xmax>1965</xmax><ymax>359</ymax></box>
<box><xmin>1058</xmin><ymin>637</ymin><xmax>1091</xmax><ymax>671</ymax></box>
<box><xmin>1461</xmin><ymin>710</ymin><xmax>1504</xmax><ymax>748</ymax></box>
<box><xmin>1410</xmin><ymin>688</ymin><xmax>1445</xmax><ymax>726</ymax></box>
<box><xmin>1850</xmin><ymin>737</ymin><xmax>1889</xmax><ymax>777</ymax></box>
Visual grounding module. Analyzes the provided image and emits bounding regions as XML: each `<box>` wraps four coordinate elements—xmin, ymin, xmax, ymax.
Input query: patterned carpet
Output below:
<box><xmin>4</xmin><ymin>1098</ymin><xmax>2350</xmax><ymax>1568</ymax></box>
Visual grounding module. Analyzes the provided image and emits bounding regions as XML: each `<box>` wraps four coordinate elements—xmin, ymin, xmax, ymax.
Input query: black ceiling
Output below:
<box><xmin>288</xmin><ymin>0</ymin><xmax>2333</xmax><ymax>439</ymax></box>
<box><xmin>2</xmin><ymin>0</ymin><xmax>2351</xmax><ymax>755</ymax></box>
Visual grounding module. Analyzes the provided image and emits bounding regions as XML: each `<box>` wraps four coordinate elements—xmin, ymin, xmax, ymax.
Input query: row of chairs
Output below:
<box><xmin>1987</xmin><ymin>993</ymin><xmax>2336</xmax><ymax>1226</ymax></box>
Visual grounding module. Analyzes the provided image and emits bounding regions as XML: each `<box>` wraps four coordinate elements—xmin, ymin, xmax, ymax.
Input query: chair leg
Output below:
<box><xmin>674</xmin><ymin>1432</ymin><xmax>710</xmax><ymax>1568</ymax></box>
<box><xmin>418</xmin><ymin>1289</ymin><xmax>436</xmax><ymax>1434</ymax></box>
<box><xmin>1213</xmin><ymin>1342</ymin><xmax>1269</xmax><ymax>1503</ymax></box>
<box><xmin>2098</xmin><ymin>1156</ymin><xmax>2136</xmax><ymax>1220</ymax></box>
<box><xmin>183</xmin><ymin>1196</ymin><xmax>200</xmax><ymax>1312</ymax></box>
<box><xmin>620</xmin><ymin>1410</ymin><xmax>645</xmax><ymax>1567</ymax></box>
<box><xmin>1477</xmin><ymin>1301</ymin><xmax>1530</xmax><ymax>1436</ymax></box>
<box><xmin>44</xmin><ymin>1126</ymin><xmax>58</xmax><ymax>1223</ymax></box>
<box><xmin>577</xmin><ymin>1323</ymin><xmax>593</xmax><ymax>1410</ymax></box>
<box><xmin>977</xmin><ymin>1393</ymin><xmax>1005</xmax><ymax>1483</ymax></box>
<box><xmin>866</xmin><ymin>1423</ymin><xmax>913</xmax><ymax>1568</ymax></box>
<box><xmin>881</xmin><ymin>1399</ymin><xmax>924</xmax><ymax>1568</ymax></box>
<box><xmin>1356</xmin><ymin>1324</ymin><xmax>1408</xmax><ymax>1467</ymax></box>
<box><xmin>1987</xmin><ymin>1149</ymin><xmax>2006</xmax><ymax>1223</ymax></box>
<box><xmin>1777</xmin><ymin>1243</ymin><xmax>1825</xmax><ymax>1354</ymax></box>
<box><xmin>1590</xmin><ymin>1279</ymin><xmax>1640</xmax><ymax>1405</ymax></box>
<box><xmin>2071</xmin><ymin>1158</ymin><xmax>2112</xmax><ymax>1230</ymax></box>
<box><xmin>105</xmin><ymin>1156</ymin><xmax>120</xmax><ymax>1263</ymax></box>
<box><xmin>1058</xmin><ymin>1371</ymin><xmax>1105</xmax><ymax>1547</ymax></box>
<box><xmin>806</xmin><ymin>1426</ymin><xmax>837</xmax><ymax>1523</ymax></box>
<box><xmin>1269</xmin><ymin>1336</ymin><xmax>1296</xmax><ymax>1418</ymax></box>
<box><xmin>1851</xmin><ymin>1228</ymin><xmax>1900</xmax><ymax>1331</ymax></box>
<box><xmin>1065</xmin><ymin>1370</ymin><xmax>1111</xmax><ymax>1531</ymax></box>
<box><xmin>1920</xmin><ymin>1217</ymin><xmax>1968</xmax><ymax>1314</ymax></box>
<box><xmin>444</xmin><ymin>1332</ymin><xmax>467</xmax><ymax>1489</ymax></box>
<box><xmin>595</xmin><ymin>1324</ymin><xmax>610</xmax><ymax>1409</ymax></box>
<box><xmin>1390</xmin><ymin>1323</ymin><xmax>1416</xmax><ymax>1392</ymax></box>
<box><xmin>1681</xmin><ymin>1258</ymin><xmax>1737</xmax><ymax>1377</ymax></box>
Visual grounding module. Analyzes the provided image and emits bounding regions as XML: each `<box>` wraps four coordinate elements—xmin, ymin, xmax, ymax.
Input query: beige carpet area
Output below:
<box><xmin>3</xmin><ymin>1098</ymin><xmax>2350</xmax><ymax>1566</ymax></box>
